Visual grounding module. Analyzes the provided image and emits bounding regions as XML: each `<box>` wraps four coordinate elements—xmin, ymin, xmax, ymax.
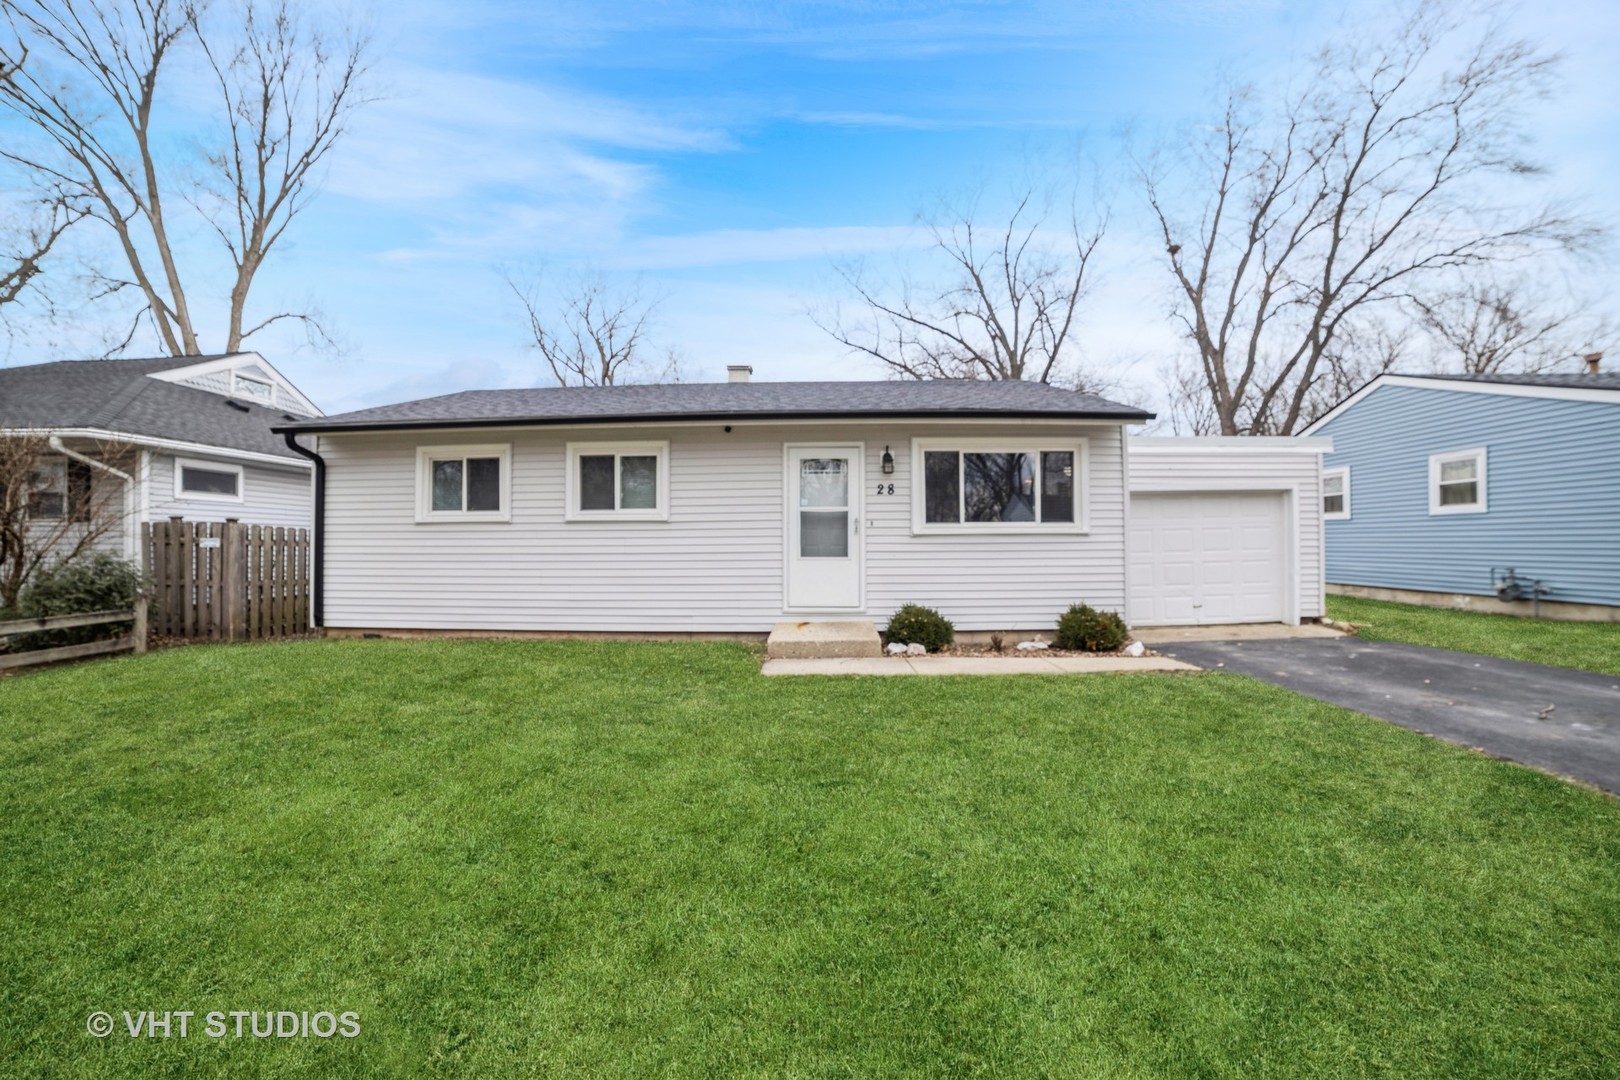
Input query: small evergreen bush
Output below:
<box><xmin>1054</xmin><ymin>603</ymin><xmax>1129</xmax><ymax>652</ymax></box>
<box><xmin>886</xmin><ymin>604</ymin><xmax>955</xmax><ymax>652</ymax></box>
<box><xmin>12</xmin><ymin>554</ymin><xmax>147</xmax><ymax>649</ymax></box>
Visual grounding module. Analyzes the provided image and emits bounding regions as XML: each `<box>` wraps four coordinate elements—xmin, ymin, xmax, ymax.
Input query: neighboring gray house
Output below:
<box><xmin>0</xmin><ymin>352</ymin><xmax>320</xmax><ymax>562</ymax></box>
<box><xmin>275</xmin><ymin>368</ymin><xmax>1329</xmax><ymax>635</ymax></box>
<box><xmin>1304</xmin><ymin>371</ymin><xmax>1620</xmax><ymax>619</ymax></box>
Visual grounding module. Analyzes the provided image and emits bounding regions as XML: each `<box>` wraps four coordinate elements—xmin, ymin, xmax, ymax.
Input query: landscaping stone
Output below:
<box><xmin>905</xmin><ymin>643</ymin><xmax>927</xmax><ymax>656</ymax></box>
<box><xmin>1123</xmin><ymin>641</ymin><xmax>1146</xmax><ymax>657</ymax></box>
<box><xmin>1016</xmin><ymin>639</ymin><xmax>1049</xmax><ymax>651</ymax></box>
<box><xmin>885</xmin><ymin>642</ymin><xmax>909</xmax><ymax>656</ymax></box>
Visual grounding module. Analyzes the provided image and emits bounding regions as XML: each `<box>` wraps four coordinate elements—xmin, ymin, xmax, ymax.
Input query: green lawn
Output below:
<box><xmin>1328</xmin><ymin>594</ymin><xmax>1620</xmax><ymax>676</ymax></box>
<box><xmin>2</xmin><ymin>641</ymin><xmax>1618</xmax><ymax>1078</ymax></box>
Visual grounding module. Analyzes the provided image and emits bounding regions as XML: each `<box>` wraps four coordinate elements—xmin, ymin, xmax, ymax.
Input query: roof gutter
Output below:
<box><xmin>272</xmin><ymin>408</ymin><xmax>1158</xmax><ymax>437</ymax></box>
<box><xmin>281</xmin><ymin>431</ymin><xmax>325</xmax><ymax>629</ymax></box>
<box><xmin>48</xmin><ymin>435</ymin><xmax>140</xmax><ymax>561</ymax></box>
<box><xmin>6</xmin><ymin>426</ymin><xmax>309</xmax><ymax>469</ymax></box>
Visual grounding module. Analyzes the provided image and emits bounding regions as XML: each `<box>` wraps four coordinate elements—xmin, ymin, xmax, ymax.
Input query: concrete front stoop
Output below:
<box><xmin>766</xmin><ymin>620</ymin><xmax>882</xmax><ymax>659</ymax></box>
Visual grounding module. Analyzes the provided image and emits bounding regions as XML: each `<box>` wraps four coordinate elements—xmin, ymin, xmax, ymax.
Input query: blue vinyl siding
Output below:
<box><xmin>1318</xmin><ymin>384</ymin><xmax>1620</xmax><ymax>606</ymax></box>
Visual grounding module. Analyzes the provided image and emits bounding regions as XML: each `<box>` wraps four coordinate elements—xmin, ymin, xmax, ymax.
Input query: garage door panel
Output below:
<box><xmin>1129</xmin><ymin>492</ymin><xmax>1287</xmax><ymax>626</ymax></box>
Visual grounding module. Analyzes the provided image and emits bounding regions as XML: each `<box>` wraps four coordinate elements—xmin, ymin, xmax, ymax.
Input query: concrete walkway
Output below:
<box><xmin>761</xmin><ymin>654</ymin><xmax>1198</xmax><ymax>676</ymax></box>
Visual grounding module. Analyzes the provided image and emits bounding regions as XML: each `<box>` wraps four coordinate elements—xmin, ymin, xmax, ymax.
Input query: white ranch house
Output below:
<box><xmin>275</xmin><ymin>368</ymin><xmax>1327</xmax><ymax>636</ymax></box>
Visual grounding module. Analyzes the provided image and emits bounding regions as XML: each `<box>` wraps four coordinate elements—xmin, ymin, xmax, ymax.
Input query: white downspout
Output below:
<box><xmin>48</xmin><ymin>436</ymin><xmax>139</xmax><ymax>561</ymax></box>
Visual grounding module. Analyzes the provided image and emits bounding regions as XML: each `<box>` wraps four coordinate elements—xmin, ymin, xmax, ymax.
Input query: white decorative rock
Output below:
<box><xmin>906</xmin><ymin>643</ymin><xmax>927</xmax><ymax>656</ymax></box>
<box><xmin>1123</xmin><ymin>641</ymin><xmax>1146</xmax><ymax>657</ymax></box>
<box><xmin>886</xmin><ymin>642</ymin><xmax>909</xmax><ymax>656</ymax></box>
<box><xmin>1016</xmin><ymin>640</ymin><xmax>1049</xmax><ymax>652</ymax></box>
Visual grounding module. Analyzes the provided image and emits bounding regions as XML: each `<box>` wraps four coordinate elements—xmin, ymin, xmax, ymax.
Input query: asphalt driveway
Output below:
<box><xmin>1157</xmin><ymin>637</ymin><xmax>1620</xmax><ymax>794</ymax></box>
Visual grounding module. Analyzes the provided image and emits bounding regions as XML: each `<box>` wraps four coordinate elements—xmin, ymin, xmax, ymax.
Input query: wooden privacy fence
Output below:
<box><xmin>143</xmin><ymin>518</ymin><xmax>311</xmax><ymax>641</ymax></box>
<box><xmin>0</xmin><ymin>602</ymin><xmax>148</xmax><ymax>671</ymax></box>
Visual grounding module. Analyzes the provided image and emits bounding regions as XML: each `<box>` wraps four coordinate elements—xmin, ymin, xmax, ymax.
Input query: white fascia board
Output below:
<box><xmin>145</xmin><ymin>351</ymin><xmax>325</xmax><ymax>417</ymax></box>
<box><xmin>1303</xmin><ymin>374</ymin><xmax>1620</xmax><ymax>434</ymax></box>
<box><xmin>1130</xmin><ymin>435</ymin><xmax>1333</xmax><ymax>453</ymax></box>
<box><xmin>306</xmin><ymin>416</ymin><xmax>1146</xmax><ymax>438</ymax></box>
<box><xmin>3</xmin><ymin>426</ymin><xmax>312</xmax><ymax>471</ymax></box>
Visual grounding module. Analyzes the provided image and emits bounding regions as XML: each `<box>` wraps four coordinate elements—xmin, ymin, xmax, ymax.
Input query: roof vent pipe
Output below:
<box><xmin>727</xmin><ymin>365</ymin><xmax>753</xmax><ymax>384</ymax></box>
<box><xmin>1584</xmin><ymin>351</ymin><xmax>1603</xmax><ymax>374</ymax></box>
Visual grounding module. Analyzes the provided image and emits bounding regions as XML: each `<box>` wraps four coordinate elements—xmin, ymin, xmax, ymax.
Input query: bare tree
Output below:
<box><xmin>509</xmin><ymin>271</ymin><xmax>680</xmax><ymax>387</ymax></box>
<box><xmin>1408</xmin><ymin>277</ymin><xmax>1610</xmax><ymax>375</ymax></box>
<box><xmin>816</xmin><ymin>187</ymin><xmax>1107</xmax><ymax>388</ymax></box>
<box><xmin>0</xmin><ymin>193</ymin><xmax>82</xmax><ymax>311</ymax></box>
<box><xmin>1142</xmin><ymin>2</ymin><xmax>1596</xmax><ymax>435</ymax></box>
<box><xmin>0</xmin><ymin>0</ymin><xmax>369</xmax><ymax>356</ymax></box>
<box><xmin>0</xmin><ymin>433</ymin><xmax>130</xmax><ymax>609</ymax></box>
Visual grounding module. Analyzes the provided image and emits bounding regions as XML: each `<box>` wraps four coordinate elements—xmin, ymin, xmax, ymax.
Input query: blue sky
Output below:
<box><xmin>12</xmin><ymin>0</ymin><xmax>1620</xmax><ymax>416</ymax></box>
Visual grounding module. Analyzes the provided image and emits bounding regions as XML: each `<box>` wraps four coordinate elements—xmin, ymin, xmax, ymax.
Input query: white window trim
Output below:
<box><xmin>565</xmin><ymin>441</ymin><xmax>671</xmax><ymax>522</ymax></box>
<box><xmin>414</xmin><ymin>444</ymin><xmax>513</xmax><ymax>523</ymax></box>
<box><xmin>1428</xmin><ymin>447</ymin><xmax>1487</xmax><ymax>516</ymax></box>
<box><xmin>1322</xmin><ymin>466</ymin><xmax>1350</xmax><ymax>521</ymax></box>
<box><xmin>909</xmin><ymin>436</ymin><xmax>1089</xmax><ymax>535</ymax></box>
<box><xmin>173</xmin><ymin>456</ymin><xmax>245</xmax><ymax>504</ymax></box>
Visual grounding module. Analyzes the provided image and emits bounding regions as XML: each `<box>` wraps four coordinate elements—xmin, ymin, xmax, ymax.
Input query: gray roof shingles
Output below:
<box><xmin>275</xmin><ymin>379</ymin><xmax>1154</xmax><ymax>434</ymax></box>
<box><xmin>0</xmin><ymin>355</ymin><xmax>305</xmax><ymax>459</ymax></box>
<box><xmin>1401</xmin><ymin>371</ymin><xmax>1620</xmax><ymax>392</ymax></box>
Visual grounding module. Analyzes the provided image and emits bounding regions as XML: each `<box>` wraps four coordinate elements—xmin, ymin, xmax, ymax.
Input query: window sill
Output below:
<box><xmin>564</xmin><ymin>511</ymin><xmax>670</xmax><ymax>523</ymax></box>
<box><xmin>1428</xmin><ymin>506</ymin><xmax>1487</xmax><ymax>517</ymax></box>
<box><xmin>910</xmin><ymin>523</ymin><xmax>1089</xmax><ymax>537</ymax></box>
<box><xmin>414</xmin><ymin>512</ymin><xmax>512</xmax><ymax>524</ymax></box>
<box><xmin>177</xmin><ymin>492</ymin><xmax>245</xmax><ymax>504</ymax></box>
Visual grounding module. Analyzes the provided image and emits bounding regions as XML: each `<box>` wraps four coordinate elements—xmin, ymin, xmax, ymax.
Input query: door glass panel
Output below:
<box><xmin>466</xmin><ymin>458</ymin><xmax>501</xmax><ymax>511</ymax></box>
<box><xmin>800</xmin><ymin>511</ymin><xmax>849</xmax><ymax>557</ymax></box>
<box><xmin>964</xmin><ymin>452</ymin><xmax>1035</xmax><ymax>522</ymax></box>
<box><xmin>431</xmin><ymin>459</ymin><xmax>463</xmax><ymax>511</ymax></box>
<box><xmin>799</xmin><ymin>458</ymin><xmax>848</xmax><ymax>507</ymax></box>
<box><xmin>620</xmin><ymin>455</ymin><xmax>658</xmax><ymax>509</ymax></box>
<box><xmin>1040</xmin><ymin>451</ymin><xmax>1074</xmax><ymax>523</ymax></box>
<box><xmin>579</xmin><ymin>455</ymin><xmax>615</xmax><ymax>510</ymax></box>
<box><xmin>924</xmin><ymin>451</ymin><xmax>960</xmax><ymax>523</ymax></box>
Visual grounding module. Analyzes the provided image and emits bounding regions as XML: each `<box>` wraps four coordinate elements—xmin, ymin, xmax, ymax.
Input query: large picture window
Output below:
<box><xmin>565</xmin><ymin>441</ymin><xmax>669</xmax><ymax>521</ymax></box>
<box><xmin>415</xmin><ymin>444</ymin><xmax>512</xmax><ymax>523</ymax></box>
<box><xmin>912</xmin><ymin>439</ymin><xmax>1087</xmax><ymax>533</ymax></box>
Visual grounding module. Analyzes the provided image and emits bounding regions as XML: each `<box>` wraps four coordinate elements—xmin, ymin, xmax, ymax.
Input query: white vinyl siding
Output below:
<box><xmin>319</xmin><ymin>422</ymin><xmax>1130</xmax><ymax>633</ymax></box>
<box><xmin>1128</xmin><ymin>439</ymin><xmax>1327</xmax><ymax>620</ymax></box>
<box><xmin>146</xmin><ymin>452</ymin><xmax>312</xmax><ymax>528</ymax></box>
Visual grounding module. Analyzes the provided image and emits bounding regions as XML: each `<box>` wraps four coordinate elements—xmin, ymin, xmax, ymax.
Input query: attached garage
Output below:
<box><xmin>1127</xmin><ymin>437</ymin><xmax>1331</xmax><ymax>627</ymax></box>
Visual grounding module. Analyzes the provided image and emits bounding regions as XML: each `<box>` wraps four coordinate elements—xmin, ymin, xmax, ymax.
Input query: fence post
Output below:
<box><xmin>223</xmin><ymin>518</ymin><xmax>246</xmax><ymax>642</ymax></box>
<box><xmin>133</xmin><ymin>590</ymin><xmax>148</xmax><ymax>654</ymax></box>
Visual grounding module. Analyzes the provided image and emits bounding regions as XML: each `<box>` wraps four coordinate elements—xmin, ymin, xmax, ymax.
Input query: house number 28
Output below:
<box><xmin>875</xmin><ymin>483</ymin><xmax>895</xmax><ymax>495</ymax></box>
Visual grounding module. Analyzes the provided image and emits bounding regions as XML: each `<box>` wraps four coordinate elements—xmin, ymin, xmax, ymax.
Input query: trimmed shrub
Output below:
<box><xmin>11</xmin><ymin>554</ymin><xmax>147</xmax><ymax>649</ymax></box>
<box><xmin>886</xmin><ymin>604</ymin><xmax>955</xmax><ymax>653</ymax></box>
<box><xmin>1054</xmin><ymin>603</ymin><xmax>1129</xmax><ymax>652</ymax></box>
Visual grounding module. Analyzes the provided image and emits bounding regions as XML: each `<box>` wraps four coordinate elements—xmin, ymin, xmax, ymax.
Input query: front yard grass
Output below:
<box><xmin>2</xmin><ymin>639</ymin><xmax>1618</xmax><ymax>1077</ymax></box>
<box><xmin>1329</xmin><ymin>594</ymin><xmax>1620</xmax><ymax>676</ymax></box>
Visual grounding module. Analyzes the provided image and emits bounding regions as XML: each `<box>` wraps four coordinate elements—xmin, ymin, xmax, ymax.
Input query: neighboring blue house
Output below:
<box><xmin>1303</xmin><ymin>371</ymin><xmax>1620</xmax><ymax>619</ymax></box>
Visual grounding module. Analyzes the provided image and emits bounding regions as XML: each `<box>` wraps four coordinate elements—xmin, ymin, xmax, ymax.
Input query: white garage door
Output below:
<box><xmin>1129</xmin><ymin>492</ymin><xmax>1288</xmax><ymax>626</ymax></box>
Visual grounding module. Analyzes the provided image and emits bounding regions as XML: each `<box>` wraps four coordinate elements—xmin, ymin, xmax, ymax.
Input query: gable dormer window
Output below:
<box><xmin>232</xmin><ymin>372</ymin><xmax>274</xmax><ymax>402</ymax></box>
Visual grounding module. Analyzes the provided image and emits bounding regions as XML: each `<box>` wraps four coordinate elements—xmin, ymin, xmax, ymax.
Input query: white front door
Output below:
<box><xmin>786</xmin><ymin>445</ymin><xmax>863</xmax><ymax>610</ymax></box>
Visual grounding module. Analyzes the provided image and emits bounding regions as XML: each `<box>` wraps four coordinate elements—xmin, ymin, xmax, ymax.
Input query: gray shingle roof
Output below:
<box><xmin>1401</xmin><ymin>371</ymin><xmax>1620</xmax><ymax>391</ymax></box>
<box><xmin>275</xmin><ymin>379</ymin><xmax>1154</xmax><ymax>434</ymax></box>
<box><xmin>0</xmin><ymin>355</ymin><xmax>306</xmax><ymax>459</ymax></box>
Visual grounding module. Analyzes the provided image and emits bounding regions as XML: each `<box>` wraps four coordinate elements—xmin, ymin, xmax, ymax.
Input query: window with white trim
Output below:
<box><xmin>175</xmin><ymin>457</ymin><xmax>244</xmax><ymax>502</ymax></box>
<box><xmin>911</xmin><ymin>438</ymin><xmax>1087</xmax><ymax>533</ymax></box>
<box><xmin>1322</xmin><ymin>467</ymin><xmax>1350</xmax><ymax>520</ymax></box>
<box><xmin>565</xmin><ymin>441</ymin><xmax>669</xmax><ymax>521</ymax></box>
<box><xmin>232</xmin><ymin>372</ymin><xmax>275</xmax><ymax>403</ymax></box>
<box><xmin>1429</xmin><ymin>448</ymin><xmax>1486</xmax><ymax>515</ymax></box>
<box><xmin>414</xmin><ymin>444</ymin><xmax>511</xmax><ymax>522</ymax></box>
